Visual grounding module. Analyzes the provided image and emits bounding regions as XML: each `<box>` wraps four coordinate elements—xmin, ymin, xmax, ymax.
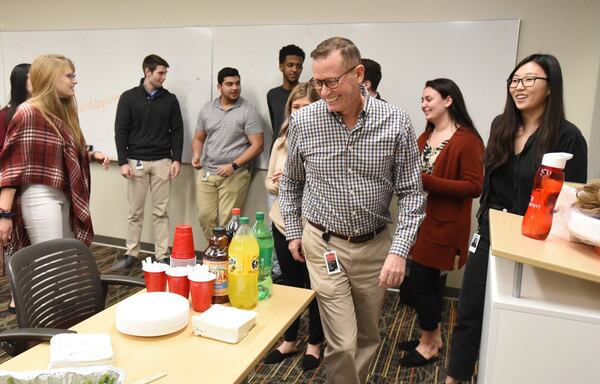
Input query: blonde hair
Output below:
<box><xmin>29</xmin><ymin>54</ymin><xmax>86</xmax><ymax>149</ymax></box>
<box><xmin>277</xmin><ymin>83</ymin><xmax>320</xmax><ymax>149</ymax></box>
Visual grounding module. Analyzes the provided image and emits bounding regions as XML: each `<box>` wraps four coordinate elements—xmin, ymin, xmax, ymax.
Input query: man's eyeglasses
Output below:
<box><xmin>310</xmin><ymin>65</ymin><xmax>357</xmax><ymax>90</ymax></box>
<box><xmin>507</xmin><ymin>76</ymin><xmax>547</xmax><ymax>88</ymax></box>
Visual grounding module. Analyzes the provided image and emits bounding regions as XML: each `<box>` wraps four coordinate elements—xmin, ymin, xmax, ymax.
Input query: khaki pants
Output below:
<box><xmin>126</xmin><ymin>158</ymin><xmax>172</xmax><ymax>260</ymax></box>
<box><xmin>195</xmin><ymin>168</ymin><xmax>251</xmax><ymax>241</ymax></box>
<box><xmin>302</xmin><ymin>222</ymin><xmax>391</xmax><ymax>384</ymax></box>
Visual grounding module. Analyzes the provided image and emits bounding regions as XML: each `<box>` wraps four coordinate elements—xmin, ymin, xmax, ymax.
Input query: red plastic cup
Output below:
<box><xmin>166</xmin><ymin>267</ymin><xmax>191</xmax><ymax>298</ymax></box>
<box><xmin>144</xmin><ymin>270</ymin><xmax>167</xmax><ymax>292</ymax></box>
<box><xmin>172</xmin><ymin>225</ymin><xmax>195</xmax><ymax>260</ymax></box>
<box><xmin>142</xmin><ymin>263</ymin><xmax>168</xmax><ymax>292</ymax></box>
<box><xmin>189</xmin><ymin>272</ymin><xmax>216</xmax><ymax>312</ymax></box>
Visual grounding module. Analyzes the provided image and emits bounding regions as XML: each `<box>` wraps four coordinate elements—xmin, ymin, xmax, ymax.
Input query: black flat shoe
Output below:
<box><xmin>301</xmin><ymin>354</ymin><xmax>321</xmax><ymax>371</ymax></box>
<box><xmin>7</xmin><ymin>305</ymin><xmax>16</xmax><ymax>314</ymax></box>
<box><xmin>397</xmin><ymin>339</ymin><xmax>419</xmax><ymax>351</ymax></box>
<box><xmin>400</xmin><ymin>349</ymin><xmax>438</xmax><ymax>368</ymax></box>
<box><xmin>264</xmin><ymin>349</ymin><xmax>299</xmax><ymax>364</ymax></box>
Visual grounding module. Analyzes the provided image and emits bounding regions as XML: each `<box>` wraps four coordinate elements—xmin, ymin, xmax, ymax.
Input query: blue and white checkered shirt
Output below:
<box><xmin>279</xmin><ymin>91</ymin><xmax>425</xmax><ymax>257</ymax></box>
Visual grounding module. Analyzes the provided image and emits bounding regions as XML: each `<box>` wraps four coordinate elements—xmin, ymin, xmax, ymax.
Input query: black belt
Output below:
<box><xmin>307</xmin><ymin>220</ymin><xmax>386</xmax><ymax>244</ymax></box>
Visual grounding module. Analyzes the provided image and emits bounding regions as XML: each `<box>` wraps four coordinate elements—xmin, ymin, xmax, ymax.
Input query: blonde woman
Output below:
<box><xmin>0</xmin><ymin>54</ymin><xmax>109</xmax><ymax>313</ymax></box>
<box><xmin>264</xmin><ymin>83</ymin><xmax>324</xmax><ymax>371</ymax></box>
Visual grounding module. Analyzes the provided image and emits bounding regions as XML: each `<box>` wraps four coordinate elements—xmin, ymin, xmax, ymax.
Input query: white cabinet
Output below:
<box><xmin>479</xmin><ymin>255</ymin><xmax>600</xmax><ymax>383</ymax></box>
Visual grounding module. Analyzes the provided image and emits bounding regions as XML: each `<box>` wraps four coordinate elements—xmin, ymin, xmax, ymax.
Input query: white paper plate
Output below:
<box><xmin>115</xmin><ymin>292</ymin><xmax>189</xmax><ymax>337</ymax></box>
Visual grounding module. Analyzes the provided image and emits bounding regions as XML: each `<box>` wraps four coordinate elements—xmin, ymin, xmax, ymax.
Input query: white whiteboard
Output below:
<box><xmin>0</xmin><ymin>27</ymin><xmax>212</xmax><ymax>162</ymax></box>
<box><xmin>1</xmin><ymin>20</ymin><xmax>519</xmax><ymax>165</ymax></box>
<box><xmin>213</xmin><ymin>20</ymin><xmax>520</xmax><ymax>156</ymax></box>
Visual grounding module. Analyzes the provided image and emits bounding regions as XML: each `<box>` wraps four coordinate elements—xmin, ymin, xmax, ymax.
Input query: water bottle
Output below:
<box><xmin>521</xmin><ymin>152</ymin><xmax>573</xmax><ymax>240</ymax></box>
<box><xmin>252</xmin><ymin>212</ymin><xmax>273</xmax><ymax>300</ymax></box>
<box><xmin>225</xmin><ymin>207</ymin><xmax>241</xmax><ymax>242</ymax></box>
<box><xmin>228</xmin><ymin>217</ymin><xmax>259</xmax><ymax>309</ymax></box>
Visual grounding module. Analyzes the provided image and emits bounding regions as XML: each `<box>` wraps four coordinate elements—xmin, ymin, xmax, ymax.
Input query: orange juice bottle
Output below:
<box><xmin>228</xmin><ymin>216</ymin><xmax>259</xmax><ymax>309</ymax></box>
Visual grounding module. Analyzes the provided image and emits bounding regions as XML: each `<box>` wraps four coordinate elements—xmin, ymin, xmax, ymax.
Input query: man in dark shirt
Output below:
<box><xmin>361</xmin><ymin>58</ymin><xmax>386</xmax><ymax>102</ymax></box>
<box><xmin>266</xmin><ymin>44</ymin><xmax>305</xmax><ymax>141</ymax></box>
<box><xmin>112</xmin><ymin>54</ymin><xmax>184</xmax><ymax>270</ymax></box>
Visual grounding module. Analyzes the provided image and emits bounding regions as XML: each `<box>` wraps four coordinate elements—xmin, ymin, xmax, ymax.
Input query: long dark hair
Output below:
<box><xmin>5</xmin><ymin>63</ymin><xmax>31</xmax><ymax>124</ymax></box>
<box><xmin>485</xmin><ymin>54</ymin><xmax>564</xmax><ymax>171</ymax></box>
<box><xmin>424</xmin><ymin>78</ymin><xmax>482</xmax><ymax>142</ymax></box>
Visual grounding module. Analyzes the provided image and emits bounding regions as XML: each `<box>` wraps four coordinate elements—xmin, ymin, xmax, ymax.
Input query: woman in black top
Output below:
<box><xmin>445</xmin><ymin>54</ymin><xmax>587</xmax><ymax>383</ymax></box>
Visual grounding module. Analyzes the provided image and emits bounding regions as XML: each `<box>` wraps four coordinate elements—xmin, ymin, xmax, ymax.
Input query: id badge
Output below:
<box><xmin>135</xmin><ymin>160</ymin><xmax>143</xmax><ymax>170</ymax></box>
<box><xmin>469</xmin><ymin>233</ymin><xmax>481</xmax><ymax>253</ymax></box>
<box><xmin>202</xmin><ymin>171</ymin><xmax>210</xmax><ymax>182</ymax></box>
<box><xmin>323</xmin><ymin>250</ymin><xmax>342</xmax><ymax>275</ymax></box>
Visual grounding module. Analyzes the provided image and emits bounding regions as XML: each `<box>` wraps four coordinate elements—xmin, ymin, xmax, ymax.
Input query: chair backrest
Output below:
<box><xmin>6</xmin><ymin>238</ymin><xmax>106</xmax><ymax>330</ymax></box>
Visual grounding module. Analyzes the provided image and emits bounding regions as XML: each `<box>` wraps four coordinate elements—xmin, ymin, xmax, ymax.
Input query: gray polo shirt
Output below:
<box><xmin>196</xmin><ymin>96</ymin><xmax>263</xmax><ymax>174</ymax></box>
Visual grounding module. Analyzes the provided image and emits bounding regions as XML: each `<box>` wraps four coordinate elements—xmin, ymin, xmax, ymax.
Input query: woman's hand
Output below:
<box><xmin>272</xmin><ymin>169</ymin><xmax>283</xmax><ymax>183</ymax></box>
<box><xmin>0</xmin><ymin>218</ymin><xmax>13</xmax><ymax>247</ymax></box>
<box><xmin>91</xmin><ymin>151</ymin><xmax>110</xmax><ymax>170</ymax></box>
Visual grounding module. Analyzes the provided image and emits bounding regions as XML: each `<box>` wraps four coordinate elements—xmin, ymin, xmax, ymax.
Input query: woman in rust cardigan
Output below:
<box><xmin>399</xmin><ymin>78</ymin><xmax>484</xmax><ymax>367</ymax></box>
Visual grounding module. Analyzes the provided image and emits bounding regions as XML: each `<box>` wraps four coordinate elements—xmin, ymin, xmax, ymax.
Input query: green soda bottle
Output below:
<box><xmin>252</xmin><ymin>212</ymin><xmax>273</xmax><ymax>300</ymax></box>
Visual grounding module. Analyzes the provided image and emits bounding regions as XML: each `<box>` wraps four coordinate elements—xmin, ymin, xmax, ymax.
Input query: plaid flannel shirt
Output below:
<box><xmin>279</xmin><ymin>91</ymin><xmax>425</xmax><ymax>257</ymax></box>
<box><xmin>0</xmin><ymin>103</ymin><xmax>93</xmax><ymax>274</ymax></box>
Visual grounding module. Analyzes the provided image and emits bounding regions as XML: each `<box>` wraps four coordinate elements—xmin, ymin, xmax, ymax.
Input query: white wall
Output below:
<box><xmin>2</xmin><ymin>0</ymin><xmax>599</xmax><ymax>288</ymax></box>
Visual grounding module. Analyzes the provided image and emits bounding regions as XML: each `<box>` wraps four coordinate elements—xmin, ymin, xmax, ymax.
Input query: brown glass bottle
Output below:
<box><xmin>203</xmin><ymin>227</ymin><xmax>230</xmax><ymax>303</ymax></box>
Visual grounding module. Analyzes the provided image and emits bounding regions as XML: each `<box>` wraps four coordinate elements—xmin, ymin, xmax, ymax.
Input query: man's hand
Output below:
<box><xmin>120</xmin><ymin>164</ymin><xmax>133</xmax><ymax>179</ymax></box>
<box><xmin>378</xmin><ymin>253</ymin><xmax>406</xmax><ymax>288</ymax></box>
<box><xmin>191</xmin><ymin>155</ymin><xmax>202</xmax><ymax>170</ymax></box>
<box><xmin>0</xmin><ymin>218</ymin><xmax>13</xmax><ymax>247</ymax></box>
<box><xmin>216</xmin><ymin>163</ymin><xmax>235</xmax><ymax>178</ymax></box>
<box><xmin>170</xmin><ymin>161</ymin><xmax>181</xmax><ymax>179</ymax></box>
<box><xmin>288</xmin><ymin>239</ymin><xmax>305</xmax><ymax>262</ymax></box>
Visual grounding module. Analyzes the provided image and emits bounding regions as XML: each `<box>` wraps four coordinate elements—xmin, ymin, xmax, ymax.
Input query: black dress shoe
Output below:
<box><xmin>398</xmin><ymin>339</ymin><xmax>419</xmax><ymax>351</ymax></box>
<box><xmin>400</xmin><ymin>349</ymin><xmax>438</xmax><ymax>367</ymax></box>
<box><xmin>110</xmin><ymin>255</ymin><xmax>137</xmax><ymax>271</ymax></box>
<box><xmin>7</xmin><ymin>305</ymin><xmax>16</xmax><ymax>314</ymax></box>
<box><xmin>301</xmin><ymin>354</ymin><xmax>321</xmax><ymax>371</ymax></box>
<box><xmin>264</xmin><ymin>349</ymin><xmax>298</xmax><ymax>364</ymax></box>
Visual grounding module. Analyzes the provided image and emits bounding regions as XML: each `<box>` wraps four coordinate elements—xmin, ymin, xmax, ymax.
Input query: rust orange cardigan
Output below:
<box><xmin>410</xmin><ymin>128</ymin><xmax>484</xmax><ymax>271</ymax></box>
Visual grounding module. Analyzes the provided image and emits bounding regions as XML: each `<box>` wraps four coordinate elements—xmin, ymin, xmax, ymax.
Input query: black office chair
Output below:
<box><xmin>0</xmin><ymin>238</ymin><xmax>145</xmax><ymax>356</ymax></box>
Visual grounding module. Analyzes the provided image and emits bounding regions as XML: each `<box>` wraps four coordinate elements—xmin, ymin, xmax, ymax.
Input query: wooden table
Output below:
<box><xmin>489</xmin><ymin>209</ymin><xmax>600</xmax><ymax>297</ymax></box>
<box><xmin>0</xmin><ymin>284</ymin><xmax>315</xmax><ymax>384</ymax></box>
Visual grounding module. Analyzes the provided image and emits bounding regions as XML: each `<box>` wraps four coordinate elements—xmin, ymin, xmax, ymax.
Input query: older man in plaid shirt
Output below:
<box><xmin>279</xmin><ymin>37</ymin><xmax>425</xmax><ymax>383</ymax></box>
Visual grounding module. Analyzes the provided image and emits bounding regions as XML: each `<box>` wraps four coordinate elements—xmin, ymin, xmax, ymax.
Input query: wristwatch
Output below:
<box><xmin>0</xmin><ymin>208</ymin><xmax>15</xmax><ymax>219</ymax></box>
<box><xmin>231</xmin><ymin>161</ymin><xmax>239</xmax><ymax>171</ymax></box>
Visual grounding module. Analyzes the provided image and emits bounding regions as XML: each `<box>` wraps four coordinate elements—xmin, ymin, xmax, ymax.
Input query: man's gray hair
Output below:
<box><xmin>310</xmin><ymin>37</ymin><xmax>362</xmax><ymax>67</ymax></box>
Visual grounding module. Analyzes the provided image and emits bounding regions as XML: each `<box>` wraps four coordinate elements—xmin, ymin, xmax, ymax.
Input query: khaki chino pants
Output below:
<box><xmin>302</xmin><ymin>222</ymin><xmax>391</xmax><ymax>384</ymax></box>
<box><xmin>195</xmin><ymin>168</ymin><xmax>251</xmax><ymax>241</ymax></box>
<box><xmin>126</xmin><ymin>158</ymin><xmax>172</xmax><ymax>260</ymax></box>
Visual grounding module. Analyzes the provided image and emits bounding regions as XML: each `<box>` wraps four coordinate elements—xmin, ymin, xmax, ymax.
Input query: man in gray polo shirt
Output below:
<box><xmin>192</xmin><ymin>67</ymin><xmax>264</xmax><ymax>241</ymax></box>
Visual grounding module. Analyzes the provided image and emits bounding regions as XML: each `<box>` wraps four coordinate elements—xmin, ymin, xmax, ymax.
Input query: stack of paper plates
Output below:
<box><xmin>115</xmin><ymin>292</ymin><xmax>189</xmax><ymax>337</ymax></box>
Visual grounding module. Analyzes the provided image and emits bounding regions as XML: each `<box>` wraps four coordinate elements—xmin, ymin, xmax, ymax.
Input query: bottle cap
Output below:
<box><xmin>212</xmin><ymin>226</ymin><xmax>225</xmax><ymax>236</ymax></box>
<box><xmin>541</xmin><ymin>152</ymin><xmax>573</xmax><ymax>169</ymax></box>
<box><xmin>240</xmin><ymin>216</ymin><xmax>249</xmax><ymax>224</ymax></box>
<box><xmin>231</xmin><ymin>208</ymin><xmax>241</xmax><ymax>215</ymax></box>
<box><xmin>255</xmin><ymin>212</ymin><xmax>264</xmax><ymax>220</ymax></box>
